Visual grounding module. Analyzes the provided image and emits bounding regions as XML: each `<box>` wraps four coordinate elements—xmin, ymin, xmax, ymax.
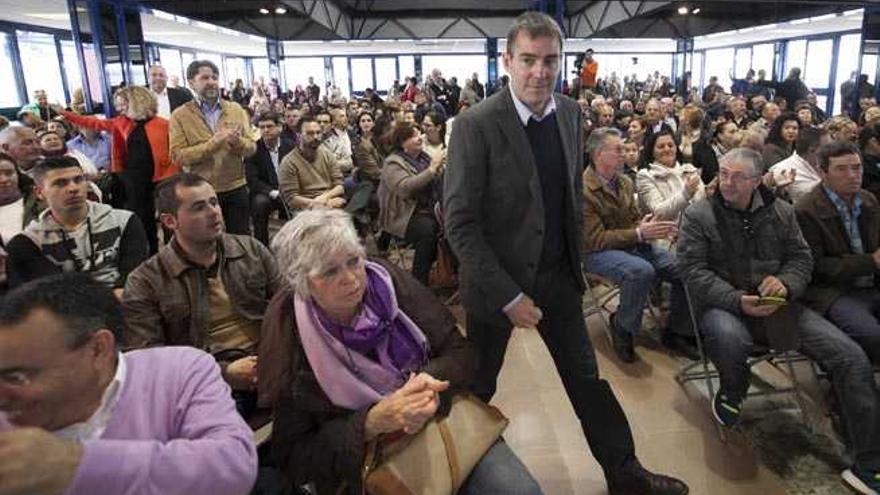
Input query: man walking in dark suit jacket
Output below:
<box><xmin>444</xmin><ymin>12</ymin><xmax>689</xmax><ymax>495</ymax></box>
<box><xmin>245</xmin><ymin>112</ymin><xmax>294</xmax><ymax>246</ymax></box>
<box><xmin>148</xmin><ymin>65</ymin><xmax>194</xmax><ymax>119</ymax></box>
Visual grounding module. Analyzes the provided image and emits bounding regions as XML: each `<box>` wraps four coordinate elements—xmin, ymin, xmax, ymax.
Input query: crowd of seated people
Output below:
<box><xmin>2</xmin><ymin>24</ymin><xmax>880</xmax><ymax>494</ymax></box>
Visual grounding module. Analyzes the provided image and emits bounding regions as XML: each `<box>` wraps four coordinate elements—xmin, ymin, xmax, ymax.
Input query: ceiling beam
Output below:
<box><xmin>568</xmin><ymin>0</ymin><xmax>673</xmax><ymax>37</ymax></box>
<box><xmin>283</xmin><ymin>0</ymin><xmax>352</xmax><ymax>38</ymax></box>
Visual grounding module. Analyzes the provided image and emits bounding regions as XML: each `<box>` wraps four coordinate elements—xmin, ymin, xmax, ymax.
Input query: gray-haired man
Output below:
<box><xmin>677</xmin><ymin>148</ymin><xmax>880</xmax><ymax>494</ymax></box>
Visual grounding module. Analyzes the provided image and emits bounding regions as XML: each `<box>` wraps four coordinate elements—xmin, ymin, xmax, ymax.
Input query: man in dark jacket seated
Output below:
<box><xmin>796</xmin><ymin>141</ymin><xmax>880</xmax><ymax>364</ymax></box>
<box><xmin>678</xmin><ymin>147</ymin><xmax>880</xmax><ymax>495</ymax></box>
<box><xmin>245</xmin><ymin>112</ymin><xmax>295</xmax><ymax>246</ymax></box>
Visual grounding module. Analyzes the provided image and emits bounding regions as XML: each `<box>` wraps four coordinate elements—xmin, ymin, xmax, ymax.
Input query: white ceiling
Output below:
<box><xmin>0</xmin><ymin>0</ymin><xmax>266</xmax><ymax>56</ymax></box>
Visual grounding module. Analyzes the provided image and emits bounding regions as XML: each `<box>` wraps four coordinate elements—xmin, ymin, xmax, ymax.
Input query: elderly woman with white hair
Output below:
<box><xmin>257</xmin><ymin>209</ymin><xmax>542</xmax><ymax>495</ymax></box>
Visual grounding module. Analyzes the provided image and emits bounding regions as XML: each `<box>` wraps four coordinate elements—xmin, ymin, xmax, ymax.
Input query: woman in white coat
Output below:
<box><xmin>637</xmin><ymin>128</ymin><xmax>705</xmax><ymax>225</ymax></box>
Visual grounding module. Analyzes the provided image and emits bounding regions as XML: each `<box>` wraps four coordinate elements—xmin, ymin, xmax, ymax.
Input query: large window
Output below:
<box><xmin>374</xmin><ymin>58</ymin><xmax>397</xmax><ymax>92</ymax></box>
<box><xmin>181</xmin><ymin>51</ymin><xmax>196</xmax><ymax>84</ymax></box>
<box><xmin>863</xmin><ymin>54</ymin><xmax>878</xmax><ymax>85</ymax></box>
<box><xmin>17</xmin><ymin>30</ymin><xmax>66</xmax><ymax>104</ymax></box>
<box><xmin>421</xmin><ymin>55</ymin><xmax>487</xmax><ymax>89</ymax></box>
<box><xmin>804</xmin><ymin>39</ymin><xmax>833</xmax><ymax>89</ymax></box>
<box><xmin>159</xmin><ymin>47</ymin><xmax>183</xmax><ymax>83</ymax></box>
<box><xmin>332</xmin><ymin>57</ymin><xmax>349</xmax><ymax>98</ymax></box>
<box><xmin>398</xmin><ymin>55</ymin><xmax>415</xmax><ymax>81</ymax></box>
<box><xmin>786</xmin><ymin>39</ymin><xmax>807</xmax><ymax>76</ymax></box>
<box><xmin>283</xmin><ymin>57</ymin><xmax>325</xmax><ymax>92</ymax></box>
<box><xmin>563</xmin><ymin>52</ymin><xmax>673</xmax><ymax>83</ymax></box>
<box><xmin>704</xmin><ymin>48</ymin><xmax>734</xmax><ymax>91</ymax></box>
<box><xmin>60</xmin><ymin>41</ymin><xmax>82</xmax><ymax>105</ymax></box>
<box><xmin>81</xmin><ymin>44</ymin><xmax>104</xmax><ymax>103</ymax></box>
<box><xmin>691</xmin><ymin>51</ymin><xmax>704</xmax><ymax>91</ymax></box>
<box><xmin>251</xmin><ymin>57</ymin><xmax>270</xmax><ymax>84</ymax></box>
<box><xmin>734</xmin><ymin>48</ymin><xmax>752</xmax><ymax>78</ymax></box>
<box><xmin>225</xmin><ymin>57</ymin><xmax>246</xmax><ymax>88</ymax></box>
<box><xmin>350</xmin><ymin>58</ymin><xmax>373</xmax><ymax>93</ymax></box>
<box><xmin>0</xmin><ymin>33</ymin><xmax>20</xmax><ymax>107</ymax></box>
<box><xmin>751</xmin><ymin>44</ymin><xmax>775</xmax><ymax>79</ymax></box>
<box><xmin>625</xmin><ymin>53</ymin><xmax>673</xmax><ymax>81</ymax></box>
<box><xmin>834</xmin><ymin>34</ymin><xmax>862</xmax><ymax>113</ymax></box>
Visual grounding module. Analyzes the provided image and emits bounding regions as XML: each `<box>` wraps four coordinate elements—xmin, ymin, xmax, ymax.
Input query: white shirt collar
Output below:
<box><xmin>509</xmin><ymin>85</ymin><xmax>556</xmax><ymax>126</ymax></box>
<box><xmin>53</xmin><ymin>352</ymin><xmax>127</xmax><ymax>443</ymax></box>
<box><xmin>152</xmin><ymin>87</ymin><xmax>168</xmax><ymax>97</ymax></box>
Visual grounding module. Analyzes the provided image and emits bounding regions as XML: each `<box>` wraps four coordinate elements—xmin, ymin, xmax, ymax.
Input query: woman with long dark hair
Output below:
<box><xmin>352</xmin><ymin>111</ymin><xmax>384</xmax><ymax>184</ymax></box>
<box><xmin>762</xmin><ymin>112</ymin><xmax>800</xmax><ymax>169</ymax></box>
<box><xmin>637</xmin><ymin>128</ymin><xmax>704</xmax><ymax>223</ymax></box>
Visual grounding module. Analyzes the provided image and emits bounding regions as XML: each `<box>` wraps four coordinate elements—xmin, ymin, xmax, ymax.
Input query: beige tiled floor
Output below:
<box><xmin>481</xmin><ymin>314</ymin><xmax>791</xmax><ymax>495</ymax></box>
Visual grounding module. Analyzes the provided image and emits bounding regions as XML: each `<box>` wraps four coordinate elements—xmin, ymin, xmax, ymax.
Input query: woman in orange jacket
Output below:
<box><xmin>56</xmin><ymin>87</ymin><xmax>179</xmax><ymax>253</ymax></box>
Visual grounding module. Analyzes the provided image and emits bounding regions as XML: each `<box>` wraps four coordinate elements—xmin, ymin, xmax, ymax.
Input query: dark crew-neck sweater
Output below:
<box><xmin>524</xmin><ymin>113</ymin><xmax>569</xmax><ymax>268</ymax></box>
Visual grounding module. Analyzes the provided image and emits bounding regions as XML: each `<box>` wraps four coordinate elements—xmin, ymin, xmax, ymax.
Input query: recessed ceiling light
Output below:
<box><xmin>678</xmin><ymin>6</ymin><xmax>689</xmax><ymax>15</ymax></box>
<box><xmin>259</xmin><ymin>7</ymin><xmax>269</xmax><ymax>14</ymax></box>
<box><xmin>692</xmin><ymin>8</ymin><xmax>700</xmax><ymax>14</ymax></box>
<box><xmin>275</xmin><ymin>6</ymin><xmax>287</xmax><ymax>14</ymax></box>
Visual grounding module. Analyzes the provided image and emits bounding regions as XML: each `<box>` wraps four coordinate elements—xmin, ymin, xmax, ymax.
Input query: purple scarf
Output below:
<box><xmin>295</xmin><ymin>261</ymin><xmax>430</xmax><ymax>410</ymax></box>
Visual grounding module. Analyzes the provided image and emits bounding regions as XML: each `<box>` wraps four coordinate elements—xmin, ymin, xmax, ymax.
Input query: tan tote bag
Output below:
<box><xmin>363</xmin><ymin>393</ymin><xmax>509</xmax><ymax>495</ymax></box>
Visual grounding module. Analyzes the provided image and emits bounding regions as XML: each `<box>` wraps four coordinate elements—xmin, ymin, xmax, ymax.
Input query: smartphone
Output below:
<box><xmin>757</xmin><ymin>296</ymin><xmax>787</xmax><ymax>306</ymax></box>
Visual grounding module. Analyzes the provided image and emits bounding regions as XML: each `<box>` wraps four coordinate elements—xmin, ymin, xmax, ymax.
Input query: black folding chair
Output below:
<box><xmin>675</xmin><ymin>283</ymin><xmax>813</xmax><ymax>436</ymax></box>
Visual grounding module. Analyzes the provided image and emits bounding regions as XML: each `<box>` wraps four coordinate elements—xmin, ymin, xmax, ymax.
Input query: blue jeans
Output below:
<box><xmin>584</xmin><ymin>244</ymin><xmax>690</xmax><ymax>337</ymax></box>
<box><xmin>826</xmin><ymin>290</ymin><xmax>880</xmax><ymax>364</ymax></box>
<box><xmin>700</xmin><ymin>305</ymin><xmax>880</xmax><ymax>471</ymax></box>
<box><xmin>459</xmin><ymin>440</ymin><xmax>543</xmax><ymax>495</ymax></box>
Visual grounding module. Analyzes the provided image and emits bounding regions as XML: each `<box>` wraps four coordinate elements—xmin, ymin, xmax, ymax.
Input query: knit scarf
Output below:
<box><xmin>294</xmin><ymin>261</ymin><xmax>429</xmax><ymax>410</ymax></box>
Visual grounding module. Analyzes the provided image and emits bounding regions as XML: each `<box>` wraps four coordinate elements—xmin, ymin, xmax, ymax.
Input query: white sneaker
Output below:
<box><xmin>842</xmin><ymin>469</ymin><xmax>880</xmax><ymax>495</ymax></box>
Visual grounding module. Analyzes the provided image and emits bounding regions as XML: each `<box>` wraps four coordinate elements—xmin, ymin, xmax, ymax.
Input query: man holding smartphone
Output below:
<box><xmin>677</xmin><ymin>147</ymin><xmax>880</xmax><ymax>495</ymax></box>
<box><xmin>170</xmin><ymin>60</ymin><xmax>256</xmax><ymax>235</ymax></box>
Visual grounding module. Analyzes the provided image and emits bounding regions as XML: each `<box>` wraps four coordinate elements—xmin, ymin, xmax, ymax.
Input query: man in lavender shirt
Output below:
<box><xmin>0</xmin><ymin>272</ymin><xmax>257</xmax><ymax>495</ymax></box>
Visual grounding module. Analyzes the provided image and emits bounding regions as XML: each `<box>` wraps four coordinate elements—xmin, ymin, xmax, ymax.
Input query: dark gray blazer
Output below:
<box><xmin>444</xmin><ymin>88</ymin><xmax>586</xmax><ymax>324</ymax></box>
<box><xmin>168</xmin><ymin>86</ymin><xmax>193</xmax><ymax>113</ymax></box>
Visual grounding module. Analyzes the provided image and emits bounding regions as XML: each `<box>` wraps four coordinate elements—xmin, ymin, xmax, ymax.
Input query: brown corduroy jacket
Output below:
<box><xmin>795</xmin><ymin>184</ymin><xmax>880</xmax><ymax>313</ymax></box>
<box><xmin>168</xmin><ymin>99</ymin><xmax>256</xmax><ymax>192</ymax></box>
<box><xmin>582</xmin><ymin>167</ymin><xmax>642</xmax><ymax>253</ymax></box>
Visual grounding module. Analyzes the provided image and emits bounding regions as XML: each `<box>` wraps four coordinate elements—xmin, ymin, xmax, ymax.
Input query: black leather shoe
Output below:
<box><xmin>610</xmin><ymin>313</ymin><xmax>636</xmax><ymax>363</ymax></box>
<box><xmin>661</xmin><ymin>332</ymin><xmax>701</xmax><ymax>361</ymax></box>
<box><xmin>609</xmin><ymin>458</ymin><xmax>689</xmax><ymax>495</ymax></box>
